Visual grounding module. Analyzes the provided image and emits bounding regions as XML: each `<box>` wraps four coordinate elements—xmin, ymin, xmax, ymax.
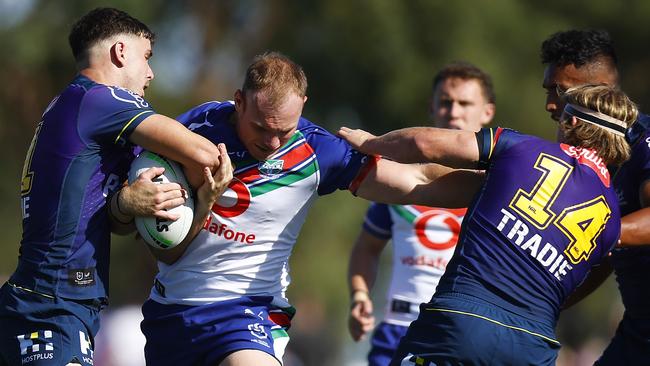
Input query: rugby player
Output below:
<box><xmin>340</xmin><ymin>84</ymin><xmax>637</xmax><ymax>365</ymax></box>
<box><xmin>346</xmin><ymin>61</ymin><xmax>495</xmax><ymax>366</ymax></box>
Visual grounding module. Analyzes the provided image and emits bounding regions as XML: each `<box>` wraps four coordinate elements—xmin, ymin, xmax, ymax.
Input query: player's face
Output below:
<box><xmin>542</xmin><ymin>62</ymin><xmax>612</xmax><ymax>122</ymax></box>
<box><xmin>431</xmin><ymin>78</ymin><xmax>494</xmax><ymax>132</ymax></box>
<box><xmin>234</xmin><ymin>90</ymin><xmax>305</xmax><ymax>161</ymax></box>
<box><xmin>122</xmin><ymin>35</ymin><xmax>154</xmax><ymax>96</ymax></box>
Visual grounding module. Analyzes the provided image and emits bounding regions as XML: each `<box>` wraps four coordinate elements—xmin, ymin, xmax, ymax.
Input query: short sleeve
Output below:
<box><xmin>301</xmin><ymin>122</ymin><xmax>369</xmax><ymax>196</ymax></box>
<box><xmin>78</xmin><ymin>85</ymin><xmax>155</xmax><ymax>146</ymax></box>
<box><xmin>362</xmin><ymin>203</ymin><xmax>393</xmax><ymax>239</ymax></box>
<box><xmin>476</xmin><ymin>127</ymin><xmax>523</xmax><ymax>170</ymax></box>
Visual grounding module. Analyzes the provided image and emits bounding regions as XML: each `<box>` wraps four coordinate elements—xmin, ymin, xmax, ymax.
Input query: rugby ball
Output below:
<box><xmin>128</xmin><ymin>151</ymin><xmax>194</xmax><ymax>250</ymax></box>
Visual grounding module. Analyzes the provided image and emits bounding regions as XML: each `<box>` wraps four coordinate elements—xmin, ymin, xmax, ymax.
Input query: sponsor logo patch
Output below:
<box><xmin>68</xmin><ymin>268</ymin><xmax>95</xmax><ymax>287</ymax></box>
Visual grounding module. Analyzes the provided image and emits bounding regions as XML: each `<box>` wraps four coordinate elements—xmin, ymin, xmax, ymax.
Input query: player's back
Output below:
<box><xmin>436</xmin><ymin>128</ymin><xmax>620</xmax><ymax>326</ymax></box>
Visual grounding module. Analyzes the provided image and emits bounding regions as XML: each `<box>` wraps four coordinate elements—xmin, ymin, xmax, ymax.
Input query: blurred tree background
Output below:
<box><xmin>1</xmin><ymin>0</ymin><xmax>648</xmax><ymax>365</ymax></box>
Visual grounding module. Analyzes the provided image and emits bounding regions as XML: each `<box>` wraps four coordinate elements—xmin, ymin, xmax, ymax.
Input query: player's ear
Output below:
<box><xmin>110</xmin><ymin>41</ymin><xmax>127</xmax><ymax>67</ymax></box>
<box><xmin>234</xmin><ymin>90</ymin><xmax>244</xmax><ymax>112</ymax></box>
<box><xmin>481</xmin><ymin>103</ymin><xmax>496</xmax><ymax>125</ymax></box>
<box><xmin>569</xmin><ymin>115</ymin><xmax>579</xmax><ymax>127</ymax></box>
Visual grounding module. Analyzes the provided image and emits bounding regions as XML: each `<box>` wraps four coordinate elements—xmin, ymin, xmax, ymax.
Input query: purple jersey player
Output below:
<box><xmin>339</xmin><ymin>84</ymin><xmax>637</xmax><ymax>365</ymax></box>
<box><xmin>0</xmin><ymin>8</ymin><xmax>223</xmax><ymax>366</ymax></box>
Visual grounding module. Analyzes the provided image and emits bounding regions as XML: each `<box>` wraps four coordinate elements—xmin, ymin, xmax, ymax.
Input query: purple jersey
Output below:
<box><xmin>434</xmin><ymin>127</ymin><xmax>621</xmax><ymax>326</ymax></box>
<box><xmin>176</xmin><ymin>101</ymin><xmax>367</xmax><ymax>195</ymax></box>
<box><xmin>610</xmin><ymin>114</ymin><xmax>650</xmax><ymax>318</ymax></box>
<box><xmin>11</xmin><ymin>75</ymin><xmax>155</xmax><ymax>302</ymax></box>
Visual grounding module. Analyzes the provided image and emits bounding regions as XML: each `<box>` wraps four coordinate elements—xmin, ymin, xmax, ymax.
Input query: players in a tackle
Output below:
<box><xmin>339</xmin><ymin>84</ymin><xmax>636</xmax><ymax>365</ymax></box>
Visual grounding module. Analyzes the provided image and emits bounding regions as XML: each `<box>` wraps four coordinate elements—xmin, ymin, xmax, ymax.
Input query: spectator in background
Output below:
<box><xmin>347</xmin><ymin>62</ymin><xmax>495</xmax><ymax>366</ymax></box>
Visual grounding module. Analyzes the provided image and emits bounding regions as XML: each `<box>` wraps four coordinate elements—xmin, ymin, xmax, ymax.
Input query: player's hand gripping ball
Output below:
<box><xmin>128</xmin><ymin>151</ymin><xmax>194</xmax><ymax>249</ymax></box>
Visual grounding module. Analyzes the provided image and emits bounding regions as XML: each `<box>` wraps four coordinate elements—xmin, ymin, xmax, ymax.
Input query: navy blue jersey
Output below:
<box><xmin>435</xmin><ymin>128</ymin><xmax>621</xmax><ymax>326</ymax></box>
<box><xmin>11</xmin><ymin>75</ymin><xmax>155</xmax><ymax>302</ymax></box>
<box><xmin>610</xmin><ymin>113</ymin><xmax>650</xmax><ymax>318</ymax></box>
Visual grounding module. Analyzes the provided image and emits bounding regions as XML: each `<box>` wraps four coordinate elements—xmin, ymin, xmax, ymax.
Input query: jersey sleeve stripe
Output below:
<box><xmin>349</xmin><ymin>155</ymin><xmax>380</xmax><ymax>196</ymax></box>
<box><xmin>113</xmin><ymin>110</ymin><xmax>154</xmax><ymax>144</ymax></box>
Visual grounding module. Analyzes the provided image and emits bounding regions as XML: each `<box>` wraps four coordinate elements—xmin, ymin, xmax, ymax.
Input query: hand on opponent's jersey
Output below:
<box><xmin>338</xmin><ymin>127</ymin><xmax>376</xmax><ymax>153</ymax></box>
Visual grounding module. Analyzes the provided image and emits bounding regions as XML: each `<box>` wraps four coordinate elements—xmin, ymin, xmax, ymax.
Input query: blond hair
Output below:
<box><xmin>561</xmin><ymin>84</ymin><xmax>637</xmax><ymax>165</ymax></box>
<box><xmin>242</xmin><ymin>52</ymin><xmax>307</xmax><ymax>107</ymax></box>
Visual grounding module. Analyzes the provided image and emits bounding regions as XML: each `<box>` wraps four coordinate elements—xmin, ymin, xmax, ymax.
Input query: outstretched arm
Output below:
<box><xmin>338</xmin><ymin>126</ymin><xmax>479</xmax><ymax>168</ymax></box>
<box><xmin>348</xmin><ymin>229</ymin><xmax>387</xmax><ymax>341</ymax></box>
<box><xmin>354</xmin><ymin>159</ymin><xmax>484</xmax><ymax>208</ymax></box>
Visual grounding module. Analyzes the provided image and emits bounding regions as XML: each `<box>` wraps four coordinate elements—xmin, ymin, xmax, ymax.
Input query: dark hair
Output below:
<box><xmin>540</xmin><ymin>29</ymin><xmax>617</xmax><ymax>68</ymax></box>
<box><xmin>68</xmin><ymin>7</ymin><xmax>155</xmax><ymax>62</ymax></box>
<box><xmin>242</xmin><ymin>51</ymin><xmax>308</xmax><ymax>105</ymax></box>
<box><xmin>432</xmin><ymin>61</ymin><xmax>496</xmax><ymax>104</ymax></box>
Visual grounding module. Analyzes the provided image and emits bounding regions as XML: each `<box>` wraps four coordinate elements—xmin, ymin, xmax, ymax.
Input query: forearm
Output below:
<box><xmin>108</xmin><ymin>188</ymin><xmax>136</xmax><ymax>235</ymax></box>
<box><xmin>364</xmin><ymin>127</ymin><xmax>478</xmax><ymax>168</ymax></box>
<box><xmin>131</xmin><ymin>115</ymin><xmax>221</xmax><ymax>189</ymax></box>
<box><xmin>348</xmin><ymin>231</ymin><xmax>386</xmax><ymax>295</ymax></box>
<box><xmin>620</xmin><ymin>207</ymin><xmax>650</xmax><ymax>246</ymax></box>
<box><xmin>355</xmin><ymin>160</ymin><xmax>483</xmax><ymax>208</ymax></box>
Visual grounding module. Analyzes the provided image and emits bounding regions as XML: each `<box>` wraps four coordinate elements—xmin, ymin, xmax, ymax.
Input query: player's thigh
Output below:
<box><xmin>218</xmin><ymin>349</ymin><xmax>281</xmax><ymax>366</ymax></box>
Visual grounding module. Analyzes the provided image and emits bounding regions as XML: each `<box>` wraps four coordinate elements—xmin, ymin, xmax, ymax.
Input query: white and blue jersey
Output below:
<box><xmin>10</xmin><ymin>74</ymin><xmax>154</xmax><ymax>303</ymax></box>
<box><xmin>141</xmin><ymin>101</ymin><xmax>371</xmax><ymax>365</ymax></box>
<box><xmin>150</xmin><ymin>101</ymin><xmax>370</xmax><ymax>305</ymax></box>
<box><xmin>363</xmin><ymin>203</ymin><xmax>464</xmax><ymax>326</ymax></box>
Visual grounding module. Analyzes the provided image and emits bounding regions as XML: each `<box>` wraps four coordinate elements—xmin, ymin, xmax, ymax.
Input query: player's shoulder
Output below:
<box><xmin>296</xmin><ymin>117</ymin><xmax>333</xmax><ymax>137</ymax></box>
<box><xmin>77</xmin><ymin>76</ymin><xmax>152</xmax><ymax>111</ymax></box>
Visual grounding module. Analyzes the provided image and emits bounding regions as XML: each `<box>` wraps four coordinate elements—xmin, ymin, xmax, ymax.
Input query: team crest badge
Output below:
<box><xmin>259</xmin><ymin>159</ymin><xmax>284</xmax><ymax>178</ymax></box>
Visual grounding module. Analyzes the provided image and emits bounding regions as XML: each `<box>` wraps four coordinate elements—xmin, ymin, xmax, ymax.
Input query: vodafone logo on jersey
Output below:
<box><xmin>212</xmin><ymin>178</ymin><xmax>250</xmax><ymax>218</ymax></box>
<box><xmin>413</xmin><ymin>208</ymin><xmax>464</xmax><ymax>250</ymax></box>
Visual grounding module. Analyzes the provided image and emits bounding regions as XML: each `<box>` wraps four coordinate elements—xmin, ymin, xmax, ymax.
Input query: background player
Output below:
<box><xmin>340</xmin><ymin>84</ymin><xmax>636</xmax><ymax>365</ymax></box>
<box><xmin>347</xmin><ymin>61</ymin><xmax>495</xmax><ymax>366</ymax></box>
<box><xmin>0</xmin><ymin>8</ymin><xmax>222</xmax><ymax>366</ymax></box>
<box><xmin>540</xmin><ymin>29</ymin><xmax>650</xmax><ymax>365</ymax></box>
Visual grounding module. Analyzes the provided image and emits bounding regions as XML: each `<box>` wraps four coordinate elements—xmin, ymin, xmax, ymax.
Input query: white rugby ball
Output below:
<box><xmin>128</xmin><ymin>151</ymin><xmax>194</xmax><ymax>250</ymax></box>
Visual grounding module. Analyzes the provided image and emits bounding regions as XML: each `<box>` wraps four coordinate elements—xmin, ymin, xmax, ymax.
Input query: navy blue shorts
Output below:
<box><xmin>368</xmin><ymin>322</ymin><xmax>408</xmax><ymax>366</ymax></box>
<box><xmin>0</xmin><ymin>282</ymin><xmax>100</xmax><ymax>366</ymax></box>
<box><xmin>141</xmin><ymin>296</ymin><xmax>294</xmax><ymax>366</ymax></box>
<box><xmin>389</xmin><ymin>293</ymin><xmax>560</xmax><ymax>366</ymax></box>
<box><xmin>595</xmin><ymin>312</ymin><xmax>650</xmax><ymax>365</ymax></box>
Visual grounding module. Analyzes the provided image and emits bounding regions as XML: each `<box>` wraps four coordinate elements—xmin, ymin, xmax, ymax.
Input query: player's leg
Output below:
<box><xmin>219</xmin><ymin>349</ymin><xmax>280</xmax><ymax>366</ymax></box>
<box><xmin>0</xmin><ymin>283</ymin><xmax>99</xmax><ymax>366</ymax></box>
<box><xmin>367</xmin><ymin>322</ymin><xmax>408</xmax><ymax>366</ymax></box>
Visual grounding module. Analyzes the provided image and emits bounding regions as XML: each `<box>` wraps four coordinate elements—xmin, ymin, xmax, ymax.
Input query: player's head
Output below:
<box><xmin>234</xmin><ymin>51</ymin><xmax>308</xmax><ymax>161</ymax></box>
<box><xmin>541</xmin><ymin>29</ymin><xmax>619</xmax><ymax>122</ymax></box>
<box><xmin>430</xmin><ymin>61</ymin><xmax>495</xmax><ymax>132</ymax></box>
<box><xmin>558</xmin><ymin>84</ymin><xmax>636</xmax><ymax>165</ymax></box>
<box><xmin>69</xmin><ymin>7</ymin><xmax>155</xmax><ymax>96</ymax></box>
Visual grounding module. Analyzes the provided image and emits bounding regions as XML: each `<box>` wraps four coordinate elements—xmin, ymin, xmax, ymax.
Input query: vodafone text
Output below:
<box><xmin>203</xmin><ymin>216</ymin><xmax>256</xmax><ymax>244</ymax></box>
<box><xmin>496</xmin><ymin>208</ymin><xmax>572</xmax><ymax>281</ymax></box>
<box><xmin>400</xmin><ymin>256</ymin><xmax>448</xmax><ymax>271</ymax></box>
